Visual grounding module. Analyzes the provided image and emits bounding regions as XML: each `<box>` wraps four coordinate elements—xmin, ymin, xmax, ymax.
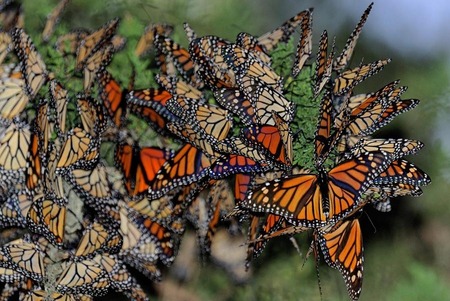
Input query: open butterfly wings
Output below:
<box><xmin>240</xmin><ymin>151</ymin><xmax>393</xmax><ymax>227</ymax></box>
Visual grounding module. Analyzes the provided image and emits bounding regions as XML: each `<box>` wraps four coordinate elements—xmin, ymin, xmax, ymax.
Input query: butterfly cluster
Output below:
<box><xmin>0</xmin><ymin>1</ymin><xmax>430</xmax><ymax>301</ymax></box>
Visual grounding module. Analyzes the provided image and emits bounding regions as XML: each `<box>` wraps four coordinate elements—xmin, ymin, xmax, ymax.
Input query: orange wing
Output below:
<box><xmin>243</xmin><ymin>173</ymin><xmax>325</xmax><ymax>227</ymax></box>
<box><xmin>149</xmin><ymin>144</ymin><xmax>212</xmax><ymax>199</ymax></box>
<box><xmin>292</xmin><ymin>8</ymin><xmax>313</xmax><ymax>77</ymax></box>
<box><xmin>115</xmin><ymin>142</ymin><xmax>173</xmax><ymax>196</ymax></box>
<box><xmin>313</xmin><ymin>30</ymin><xmax>333</xmax><ymax>97</ymax></box>
<box><xmin>327</xmin><ymin>152</ymin><xmax>390</xmax><ymax>222</ymax></box>
<box><xmin>126</xmin><ymin>88</ymin><xmax>176</xmax><ymax>135</ymax></box>
<box><xmin>97</xmin><ymin>70</ymin><xmax>127</xmax><ymax>128</ymax></box>
<box><xmin>333</xmin><ymin>3</ymin><xmax>373</xmax><ymax>71</ymax></box>
<box><xmin>318</xmin><ymin>218</ymin><xmax>363</xmax><ymax>301</ymax></box>
<box><xmin>243</xmin><ymin>123</ymin><xmax>291</xmax><ymax>167</ymax></box>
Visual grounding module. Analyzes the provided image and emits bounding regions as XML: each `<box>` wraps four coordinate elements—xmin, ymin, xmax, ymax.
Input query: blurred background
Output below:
<box><xmin>23</xmin><ymin>0</ymin><xmax>450</xmax><ymax>300</ymax></box>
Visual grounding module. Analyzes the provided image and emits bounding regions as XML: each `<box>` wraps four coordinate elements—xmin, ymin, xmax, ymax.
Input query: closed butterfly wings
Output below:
<box><xmin>75</xmin><ymin>18</ymin><xmax>119</xmax><ymax>71</ymax></box>
<box><xmin>257</xmin><ymin>9</ymin><xmax>311</xmax><ymax>53</ymax></box>
<box><xmin>333</xmin><ymin>3</ymin><xmax>373</xmax><ymax>72</ymax></box>
<box><xmin>11</xmin><ymin>28</ymin><xmax>48</xmax><ymax>99</ymax></box>
<box><xmin>292</xmin><ymin>8</ymin><xmax>313</xmax><ymax>77</ymax></box>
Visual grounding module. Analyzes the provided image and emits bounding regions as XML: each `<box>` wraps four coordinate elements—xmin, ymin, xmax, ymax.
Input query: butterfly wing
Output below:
<box><xmin>318</xmin><ymin>218</ymin><xmax>363</xmax><ymax>301</ymax></box>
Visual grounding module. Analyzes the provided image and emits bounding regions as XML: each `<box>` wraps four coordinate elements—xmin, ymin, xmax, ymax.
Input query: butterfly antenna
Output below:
<box><xmin>289</xmin><ymin>236</ymin><xmax>302</xmax><ymax>258</ymax></box>
<box><xmin>127</xmin><ymin>57</ymin><xmax>136</xmax><ymax>91</ymax></box>
<box><xmin>364</xmin><ymin>210</ymin><xmax>377</xmax><ymax>234</ymax></box>
<box><xmin>314</xmin><ymin>240</ymin><xmax>324</xmax><ymax>301</ymax></box>
<box><xmin>301</xmin><ymin>239</ymin><xmax>314</xmax><ymax>270</ymax></box>
<box><xmin>292</xmin><ymin>128</ymin><xmax>311</xmax><ymax>142</ymax></box>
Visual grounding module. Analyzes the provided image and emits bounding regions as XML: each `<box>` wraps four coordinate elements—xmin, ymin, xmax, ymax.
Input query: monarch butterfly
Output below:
<box><xmin>0</xmin><ymin>77</ymin><xmax>29</xmax><ymax>120</ymax></box>
<box><xmin>186</xmin><ymin>102</ymin><xmax>233</xmax><ymax>141</ymax></box>
<box><xmin>0</xmin><ymin>192</ymin><xmax>29</xmax><ymax>228</ymax></box>
<box><xmin>237</xmin><ymin>75</ymin><xmax>295</xmax><ymax>125</ymax></box>
<box><xmin>0</xmin><ymin>266</ymin><xmax>26</xmax><ymax>283</ymax></box>
<box><xmin>41</xmin><ymin>0</ymin><xmax>70</xmax><ymax>42</ymax></box>
<box><xmin>246</xmin><ymin>214</ymin><xmax>285</xmax><ymax>266</ymax></box>
<box><xmin>94</xmin><ymin>255</ymin><xmax>132</xmax><ymax>292</ymax></box>
<box><xmin>235</xmin><ymin>32</ymin><xmax>271</xmax><ymax>66</ymax></box>
<box><xmin>213</xmin><ymin>87</ymin><xmax>256</xmax><ymax>126</ymax></box>
<box><xmin>186</xmin><ymin>188</ymin><xmax>217</xmax><ymax>256</ymax></box>
<box><xmin>11</xmin><ymin>28</ymin><xmax>48</xmax><ymax>99</ymax></box>
<box><xmin>243</xmin><ymin>117</ymin><xmax>292</xmax><ymax>167</ymax></box>
<box><xmin>235</xmin><ymin>55</ymin><xmax>283</xmax><ymax>92</ymax></box>
<box><xmin>25</xmin><ymin>132</ymin><xmax>43</xmax><ymax>191</ymax></box>
<box><xmin>75</xmin><ymin>17</ymin><xmax>119</xmax><ymax>71</ymax></box>
<box><xmin>333</xmin><ymin>81</ymin><xmax>402</xmax><ymax>137</ymax></box>
<box><xmin>25</xmin><ymin>101</ymin><xmax>51</xmax><ymax>191</ymax></box>
<box><xmin>115</xmin><ymin>141</ymin><xmax>173</xmax><ymax>196</ymax></box>
<box><xmin>135</xmin><ymin>23</ymin><xmax>173</xmax><ymax>58</ymax></box>
<box><xmin>348</xmin><ymin>138</ymin><xmax>423</xmax><ymax>159</ymax></box>
<box><xmin>56</xmin><ymin>127</ymin><xmax>99</xmax><ymax>171</ymax></box>
<box><xmin>373</xmin><ymin>158</ymin><xmax>430</xmax><ymax>187</ymax></box>
<box><xmin>313</xmin><ymin>30</ymin><xmax>334</xmax><ymax>98</ymax></box>
<box><xmin>316</xmin><ymin>217</ymin><xmax>363</xmax><ymax>301</ymax></box>
<box><xmin>55</xmin><ymin>30</ymin><xmax>89</xmax><ymax>56</ymax></box>
<box><xmin>197</xmin><ymin>179</ymin><xmax>235</xmax><ymax>255</ymax></box>
<box><xmin>167</xmin><ymin>120</ymin><xmax>222</xmax><ymax>158</ymax></box>
<box><xmin>0</xmin><ymin>238</ymin><xmax>45</xmax><ymax>282</ymax></box>
<box><xmin>77</xmin><ymin>94</ymin><xmax>107</xmax><ymax>137</ymax></box>
<box><xmin>56</xmin><ymin>257</ymin><xmax>110</xmax><ymax>296</ymax></box>
<box><xmin>346</xmin><ymin>98</ymin><xmax>419</xmax><ymax>139</ymax></box>
<box><xmin>83</xmin><ymin>44</ymin><xmax>113</xmax><ymax>91</ymax></box>
<box><xmin>44</xmin><ymin>144</ymin><xmax>68</xmax><ymax>198</ymax></box>
<box><xmin>210</xmin><ymin>153</ymin><xmax>269</xmax><ymax>180</ymax></box>
<box><xmin>67</xmin><ymin>163</ymin><xmax>113</xmax><ymax>202</ymax></box>
<box><xmin>96</xmin><ymin>70</ymin><xmax>128</xmax><ymax>128</ymax></box>
<box><xmin>75</xmin><ymin>221</ymin><xmax>122</xmax><ymax>257</ymax></box>
<box><xmin>49</xmin><ymin>80</ymin><xmax>69</xmax><ymax>137</ymax></box>
<box><xmin>126</xmin><ymin>87</ymin><xmax>177</xmax><ymax>135</ymax></box>
<box><xmin>26</xmin><ymin>193</ymin><xmax>67</xmax><ymax>246</ymax></box>
<box><xmin>314</xmin><ymin>91</ymin><xmax>337</xmax><ymax>166</ymax></box>
<box><xmin>0</xmin><ymin>1</ymin><xmax>23</xmax><ymax>31</ymax></box>
<box><xmin>367</xmin><ymin>180</ymin><xmax>425</xmax><ymax>213</ymax></box>
<box><xmin>216</xmin><ymin>137</ymin><xmax>269</xmax><ymax>164</ymax></box>
<box><xmin>183</xmin><ymin>22</ymin><xmax>197</xmax><ymax>43</ymax></box>
<box><xmin>292</xmin><ymin>8</ymin><xmax>313</xmax><ymax>77</ymax></box>
<box><xmin>234</xmin><ymin>173</ymin><xmax>253</xmax><ymax>204</ymax></box>
<box><xmin>127</xmin><ymin>193</ymin><xmax>174</xmax><ymax>223</ymax></box>
<box><xmin>117</xmin><ymin>209</ymin><xmax>163</xmax><ymax>280</ymax></box>
<box><xmin>156</xmin><ymin>74</ymin><xmax>205</xmax><ymax>102</ymax></box>
<box><xmin>333</xmin><ymin>3</ymin><xmax>373</xmax><ymax>72</ymax></box>
<box><xmin>333</xmin><ymin>59</ymin><xmax>391</xmax><ymax>96</ymax></box>
<box><xmin>20</xmin><ymin>290</ymin><xmax>83</xmax><ymax>301</ymax></box>
<box><xmin>154</xmin><ymin>35</ymin><xmax>201</xmax><ymax>88</ymax></box>
<box><xmin>257</xmin><ymin>9</ymin><xmax>311</xmax><ymax>53</ymax></box>
<box><xmin>149</xmin><ymin>143</ymin><xmax>212</xmax><ymax>200</ymax></box>
<box><xmin>238</xmin><ymin>151</ymin><xmax>393</xmax><ymax>227</ymax></box>
<box><xmin>0</xmin><ymin>120</ymin><xmax>30</xmax><ymax>171</ymax></box>
<box><xmin>188</xmin><ymin>36</ymin><xmax>233</xmax><ymax>88</ymax></box>
<box><xmin>344</xmin><ymin>80</ymin><xmax>404</xmax><ymax>117</ymax></box>
<box><xmin>140</xmin><ymin>215</ymin><xmax>175</xmax><ymax>265</ymax></box>
<box><xmin>0</xmin><ymin>31</ymin><xmax>12</xmax><ymax>65</ymax></box>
